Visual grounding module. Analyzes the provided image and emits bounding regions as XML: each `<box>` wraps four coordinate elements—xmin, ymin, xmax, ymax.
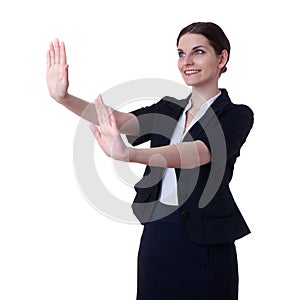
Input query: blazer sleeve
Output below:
<box><xmin>200</xmin><ymin>104</ymin><xmax>254</xmax><ymax>170</ymax></box>
<box><xmin>126</xmin><ymin>99</ymin><xmax>164</xmax><ymax>146</ymax></box>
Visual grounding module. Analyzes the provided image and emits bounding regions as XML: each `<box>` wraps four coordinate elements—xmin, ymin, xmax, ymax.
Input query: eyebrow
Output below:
<box><xmin>177</xmin><ymin>45</ymin><xmax>206</xmax><ymax>52</ymax></box>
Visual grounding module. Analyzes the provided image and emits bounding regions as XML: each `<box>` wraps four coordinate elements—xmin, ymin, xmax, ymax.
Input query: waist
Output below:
<box><xmin>151</xmin><ymin>201</ymin><xmax>181</xmax><ymax>223</ymax></box>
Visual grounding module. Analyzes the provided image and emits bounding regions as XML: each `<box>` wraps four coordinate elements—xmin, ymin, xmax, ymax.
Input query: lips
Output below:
<box><xmin>184</xmin><ymin>69</ymin><xmax>201</xmax><ymax>75</ymax></box>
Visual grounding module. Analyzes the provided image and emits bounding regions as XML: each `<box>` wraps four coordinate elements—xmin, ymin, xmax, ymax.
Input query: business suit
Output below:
<box><xmin>127</xmin><ymin>89</ymin><xmax>254</xmax><ymax>299</ymax></box>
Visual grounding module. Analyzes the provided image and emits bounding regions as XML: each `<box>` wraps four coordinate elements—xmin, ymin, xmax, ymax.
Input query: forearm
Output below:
<box><xmin>128</xmin><ymin>141</ymin><xmax>211</xmax><ymax>169</ymax></box>
<box><xmin>58</xmin><ymin>94</ymin><xmax>139</xmax><ymax>135</ymax></box>
<box><xmin>47</xmin><ymin>39</ymin><xmax>139</xmax><ymax>134</ymax></box>
<box><xmin>58</xmin><ymin>93</ymin><xmax>98</xmax><ymax>124</ymax></box>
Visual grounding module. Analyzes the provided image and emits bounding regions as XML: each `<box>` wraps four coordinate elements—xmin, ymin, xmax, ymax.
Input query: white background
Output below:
<box><xmin>1</xmin><ymin>0</ymin><xmax>299</xmax><ymax>299</ymax></box>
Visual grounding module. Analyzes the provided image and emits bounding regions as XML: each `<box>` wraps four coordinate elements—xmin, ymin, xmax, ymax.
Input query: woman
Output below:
<box><xmin>47</xmin><ymin>22</ymin><xmax>254</xmax><ymax>299</ymax></box>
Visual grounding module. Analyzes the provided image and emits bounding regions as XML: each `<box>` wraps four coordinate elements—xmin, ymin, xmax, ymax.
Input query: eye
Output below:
<box><xmin>195</xmin><ymin>49</ymin><xmax>204</xmax><ymax>55</ymax></box>
<box><xmin>178</xmin><ymin>51</ymin><xmax>185</xmax><ymax>58</ymax></box>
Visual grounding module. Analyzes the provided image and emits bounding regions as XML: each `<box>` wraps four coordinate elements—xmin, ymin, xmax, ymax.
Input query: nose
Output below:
<box><xmin>183</xmin><ymin>53</ymin><xmax>194</xmax><ymax>66</ymax></box>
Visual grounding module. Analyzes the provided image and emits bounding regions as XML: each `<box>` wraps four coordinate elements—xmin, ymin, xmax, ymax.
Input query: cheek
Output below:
<box><xmin>206</xmin><ymin>56</ymin><xmax>220</xmax><ymax>69</ymax></box>
<box><xmin>177</xmin><ymin>60</ymin><xmax>182</xmax><ymax>70</ymax></box>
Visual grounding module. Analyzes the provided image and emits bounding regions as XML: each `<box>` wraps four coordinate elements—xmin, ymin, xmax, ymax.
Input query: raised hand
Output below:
<box><xmin>46</xmin><ymin>38</ymin><xmax>69</xmax><ymax>102</ymax></box>
<box><xmin>90</xmin><ymin>95</ymin><xmax>130</xmax><ymax>161</ymax></box>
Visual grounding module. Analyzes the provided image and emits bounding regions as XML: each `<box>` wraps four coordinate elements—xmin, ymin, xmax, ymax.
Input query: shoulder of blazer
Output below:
<box><xmin>206</xmin><ymin>91</ymin><xmax>254</xmax><ymax>134</ymax></box>
<box><xmin>216</xmin><ymin>102</ymin><xmax>254</xmax><ymax>133</ymax></box>
<box><xmin>158</xmin><ymin>94</ymin><xmax>191</xmax><ymax>113</ymax></box>
<box><xmin>143</xmin><ymin>94</ymin><xmax>191</xmax><ymax>129</ymax></box>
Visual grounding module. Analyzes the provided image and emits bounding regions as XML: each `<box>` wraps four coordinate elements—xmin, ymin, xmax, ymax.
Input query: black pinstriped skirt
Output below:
<box><xmin>136</xmin><ymin>202</ymin><xmax>238</xmax><ymax>300</ymax></box>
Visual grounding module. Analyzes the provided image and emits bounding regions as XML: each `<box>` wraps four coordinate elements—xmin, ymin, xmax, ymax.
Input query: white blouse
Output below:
<box><xmin>158</xmin><ymin>91</ymin><xmax>221</xmax><ymax>206</ymax></box>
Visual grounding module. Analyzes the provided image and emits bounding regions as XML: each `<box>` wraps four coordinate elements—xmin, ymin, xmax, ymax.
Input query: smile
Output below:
<box><xmin>184</xmin><ymin>69</ymin><xmax>201</xmax><ymax>75</ymax></box>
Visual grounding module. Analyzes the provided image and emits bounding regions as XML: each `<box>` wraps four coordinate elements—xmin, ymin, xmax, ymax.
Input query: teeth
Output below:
<box><xmin>185</xmin><ymin>70</ymin><xmax>200</xmax><ymax>74</ymax></box>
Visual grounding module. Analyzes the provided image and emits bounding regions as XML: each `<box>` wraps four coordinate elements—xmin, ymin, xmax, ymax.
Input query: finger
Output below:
<box><xmin>46</xmin><ymin>50</ymin><xmax>51</xmax><ymax>69</ymax></box>
<box><xmin>95</xmin><ymin>95</ymin><xmax>104</xmax><ymax>126</ymax></box>
<box><xmin>90</xmin><ymin>124</ymin><xmax>101</xmax><ymax>141</ymax></box>
<box><xmin>96</xmin><ymin>95</ymin><xmax>110</xmax><ymax>128</ymax></box>
<box><xmin>54</xmin><ymin>38</ymin><xmax>60</xmax><ymax>64</ymax></box>
<box><xmin>60</xmin><ymin>41</ymin><xmax>67</xmax><ymax>66</ymax></box>
<box><xmin>49</xmin><ymin>42</ymin><xmax>55</xmax><ymax>66</ymax></box>
<box><xmin>90</xmin><ymin>124</ymin><xmax>106</xmax><ymax>151</ymax></box>
<box><xmin>106</xmin><ymin>106</ymin><xmax>112</xmax><ymax>127</ymax></box>
<box><xmin>108</xmin><ymin>107</ymin><xmax>117</xmax><ymax>129</ymax></box>
<box><xmin>100</xmin><ymin>95</ymin><xmax>112</xmax><ymax>124</ymax></box>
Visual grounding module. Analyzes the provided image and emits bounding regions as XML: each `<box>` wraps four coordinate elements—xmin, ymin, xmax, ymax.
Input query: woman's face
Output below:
<box><xmin>177</xmin><ymin>33</ymin><xmax>227</xmax><ymax>89</ymax></box>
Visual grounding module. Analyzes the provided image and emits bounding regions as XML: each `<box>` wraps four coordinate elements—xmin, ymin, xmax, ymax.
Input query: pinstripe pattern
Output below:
<box><xmin>136</xmin><ymin>206</ymin><xmax>238</xmax><ymax>300</ymax></box>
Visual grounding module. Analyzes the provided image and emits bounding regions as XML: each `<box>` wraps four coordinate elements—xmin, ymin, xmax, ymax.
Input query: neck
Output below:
<box><xmin>191</xmin><ymin>85</ymin><xmax>220</xmax><ymax>109</ymax></box>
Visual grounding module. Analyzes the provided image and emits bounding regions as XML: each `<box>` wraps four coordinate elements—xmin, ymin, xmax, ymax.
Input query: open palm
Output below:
<box><xmin>90</xmin><ymin>95</ymin><xmax>130</xmax><ymax>162</ymax></box>
<box><xmin>46</xmin><ymin>38</ymin><xmax>69</xmax><ymax>101</ymax></box>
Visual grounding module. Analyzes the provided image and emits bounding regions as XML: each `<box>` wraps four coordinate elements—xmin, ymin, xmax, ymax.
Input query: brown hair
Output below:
<box><xmin>177</xmin><ymin>22</ymin><xmax>231</xmax><ymax>74</ymax></box>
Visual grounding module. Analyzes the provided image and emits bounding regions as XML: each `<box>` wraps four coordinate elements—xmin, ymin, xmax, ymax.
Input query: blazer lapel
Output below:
<box><xmin>152</xmin><ymin>89</ymin><xmax>232</xmax><ymax>144</ymax></box>
<box><xmin>183</xmin><ymin>89</ymin><xmax>232</xmax><ymax>142</ymax></box>
<box><xmin>153</xmin><ymin>94</ymin><xmax>191</xmax><ymax>145</ymax></box>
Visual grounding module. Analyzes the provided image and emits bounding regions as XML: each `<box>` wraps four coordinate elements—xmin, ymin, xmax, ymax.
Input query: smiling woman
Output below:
<box><xmin>177</xmin><ymin>22</ymin><xmax>231</xmax><ymax>73</ymax></box>
<box><xmin>46</xmin><ymin>21</ymin><xmax>254</xmax><ymax>300</ymax></box>
<box><xmin>177</xmin><ymin>26</ymin><xmax>230</xmax><ymax>106</ymax></box>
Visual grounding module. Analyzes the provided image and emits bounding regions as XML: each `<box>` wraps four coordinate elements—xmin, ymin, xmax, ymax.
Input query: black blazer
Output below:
<box><xmin>127</xmin><ymin>89</ymin><xmax>254</xmax><ymax>245</ymax></box>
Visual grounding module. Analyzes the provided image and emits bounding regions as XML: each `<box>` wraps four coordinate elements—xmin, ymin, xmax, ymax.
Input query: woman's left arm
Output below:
<box><xmin>128</xmin><ymin>141</ymin><xmax>211</xmax><ymax>169</ymax></box>
<box><xmin>90</xmin><ymin>97</ymin><xmax>211</xmax><ymax>169</ymax></box>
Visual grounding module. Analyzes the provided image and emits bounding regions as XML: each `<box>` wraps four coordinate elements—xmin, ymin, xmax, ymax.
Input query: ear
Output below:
<box><xmin>218</xmin><ymin>49</ymin><xmax>229</xmax><ymax>70</ymax></box>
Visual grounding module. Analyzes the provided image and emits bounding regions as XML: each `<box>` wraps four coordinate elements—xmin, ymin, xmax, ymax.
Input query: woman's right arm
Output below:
<box><xmin>46</xmin><ymin>39</ymin><xmax>139</xmax><ymax>135</ymax></box>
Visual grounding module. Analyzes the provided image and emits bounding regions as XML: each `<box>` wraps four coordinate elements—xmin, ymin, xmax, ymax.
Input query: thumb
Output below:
<box><xmin>90</xmin><ymin>124</ymin><xmax>101</xmax><ymax>139</ymax></box>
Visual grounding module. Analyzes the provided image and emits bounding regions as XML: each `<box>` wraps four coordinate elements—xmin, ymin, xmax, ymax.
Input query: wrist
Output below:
<box><xmin>128</xmin><ymin>147</ymin><xmax>136</xmax><ymax>163</ymax></box>
<box><xmin>56</xmin><ymin>92</ymin><xmax>70</xmax><ymax>105</ymax></box>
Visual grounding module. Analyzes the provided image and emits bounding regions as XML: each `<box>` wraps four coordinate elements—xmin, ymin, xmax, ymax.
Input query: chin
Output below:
<box><xmin>183</xmin><ymin>80</ymin><xmax>200</xmax><ymax>87</ymax></box>
<box><xmin>181</xmin><ymin>76</ymin><xmax>201</xmax><ymax>87</ymax></box>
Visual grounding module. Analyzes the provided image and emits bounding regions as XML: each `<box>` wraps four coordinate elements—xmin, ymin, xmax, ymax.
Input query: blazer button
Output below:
<box><xmin>181</xmin><ymin>211</ymin><xmax>189</xmax><ymax>218</ymax></box>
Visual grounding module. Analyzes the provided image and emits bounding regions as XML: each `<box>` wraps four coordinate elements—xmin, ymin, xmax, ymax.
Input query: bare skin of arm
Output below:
<box><xmin>90</xmin><ymin>96</ymin><xmax>211</xmax><ymax>169</ymax></box>
<box><xmin>46</xmin><ymin>38</ymin><xmax>139</xmax><ymax>135</ymax></box>
<box><xmin>47</xmin><ymin>39</ymin><xmax>211</xmax><ymax>168</ymax></box>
